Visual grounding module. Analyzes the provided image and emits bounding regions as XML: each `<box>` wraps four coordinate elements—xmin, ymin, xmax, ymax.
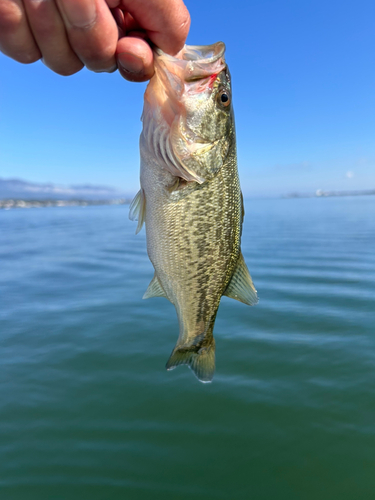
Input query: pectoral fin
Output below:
<box><xmin>143</xmin><ymin>273</ymin><xmax>168</xmax><ymax>300</ymax></box>
<box><xmin>224</xmin><ymin>252</ymin><xmax>258</xmax><ymax>306</ymax></box>
<box><xmin>129</xmin><ymin>189</ymin><xmax>146</xmax><ymax>234</ymax></box>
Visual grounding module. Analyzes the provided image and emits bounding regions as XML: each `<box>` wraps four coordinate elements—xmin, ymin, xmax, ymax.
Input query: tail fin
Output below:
<box><xmin>166</xmin><ymin>338</ymin><xmax>215</xmax><ymax>383</ymax></box>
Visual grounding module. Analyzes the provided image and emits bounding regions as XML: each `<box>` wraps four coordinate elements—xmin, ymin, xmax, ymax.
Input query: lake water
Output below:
<box><xmin>1</xmin><ymin>197</ymin><xmax>374</xmax><ymax>499</ymax></box>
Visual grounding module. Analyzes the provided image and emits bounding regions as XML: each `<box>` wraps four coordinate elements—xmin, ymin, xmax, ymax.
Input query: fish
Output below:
<box><xmin>130</xmin><ymin>42</ymin><xmax>258</xmax><ymax>383</ymax></box>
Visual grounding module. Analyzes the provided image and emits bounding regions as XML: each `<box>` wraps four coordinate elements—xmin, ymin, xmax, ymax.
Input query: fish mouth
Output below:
<box><xmin>155</xmin><ymin>42</ymin><xmax>225</xmax><ymax>64</ymax></box>
<box><xmin>154</xmin><ymin>42</ymin><xmax>226</xmax><ymax>81</ymax></box>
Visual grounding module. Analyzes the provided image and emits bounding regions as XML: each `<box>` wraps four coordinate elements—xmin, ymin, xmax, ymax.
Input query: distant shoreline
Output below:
<box><xmin>1</xmin><ymin>190</ymin><xmax>374</xmax><ymax>210</ymax></box>
<box><xmin>284</xmin><ymin>189</ymin><xmax>375</xmax><ymax>199</ymax></box>
<box><xmin>0</xmin><ymin>199</ymin><xmax>131</xmax><ymax>210</ymax></box>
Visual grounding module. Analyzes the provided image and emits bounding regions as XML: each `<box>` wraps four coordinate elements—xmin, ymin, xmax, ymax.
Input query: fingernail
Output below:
<box><xmin>59</xmin><ymin>0</ymin><xmax>97</xmax><ymax>28</ymax></box>
<box><xmin>118</xmin><ymin>52</ymin><xmax>144</xmax><ymax>75</ymax></box>
<box><xmin>93</xmin><ymin>64</ymin><xmax>118</xmax><ymax>74</ymax></box>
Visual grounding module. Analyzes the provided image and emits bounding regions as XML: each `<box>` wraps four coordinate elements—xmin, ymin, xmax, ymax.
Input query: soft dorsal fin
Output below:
<box><xmin>143</xmin><ymin>273</ymin><xmax>168</xmax><ymax>300</ymax></box>
<box><xmin>129</xmin><ymin>189</ymin><xmax>146</xmax><ymax>234</ymax></box>
<box><xmin>224</xmin><ymin>252</ymin><xmax>258</xmax><ymax>306</ymax></box>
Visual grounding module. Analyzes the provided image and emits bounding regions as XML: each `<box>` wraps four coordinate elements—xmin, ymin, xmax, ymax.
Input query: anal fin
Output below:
<box><xmin>129</xmin><ymin>188</ymin><xmax>146</xmax><ymax>234</ymax></box>
<box><xmin>143</xmin><ymin>273</ymin><xmax>168</xmax><ymax>300</ymax></box>
<box><xmin>224</xmin><ymin>252</ymin><xmax>258</xmax><ymax>306</ymax></box>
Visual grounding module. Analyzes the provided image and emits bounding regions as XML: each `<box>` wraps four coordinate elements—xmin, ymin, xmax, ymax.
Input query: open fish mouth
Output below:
<box><xmin>155</xmin><ymin>42</ymin><xmax>225</xmax><ymax>62</ymax></box>
<box><xmin>154</xmin><ymin>42</ymin><xmax>226</xmax><ymax>82</ymax></box>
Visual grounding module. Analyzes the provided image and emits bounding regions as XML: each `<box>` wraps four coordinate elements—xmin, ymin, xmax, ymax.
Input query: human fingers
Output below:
<box><xmin>116</xmin><ymin>34</ymin><xmax>153</xmax><ymax>82</ymax></box>
<box><xmin>108</xmin><ymin>0</ymin><xmax>190</xmax><ymax>56</ymax></box>
<box><xmin>0</xmin><ymin>0</ymin><xmax>116</xmax><ymax>75</ymax></box>
<box><xmin>0</xmin><ymin>0</ymin><xmax>41</xmax><ymax>63</ymax></box>
<box><xmin>55</xmin><ymin>0</ymin><xmax>118</xmax><ymax>72</ymax></box>
<box><xmin>23</xmin><ymin>0</ymin><xmax>83</xmax><ymax>76</ymax></box>
<box><xmin>0</xmin><ymin>0</ymin><xmax>190</xmax><ymax>79</ymax></box>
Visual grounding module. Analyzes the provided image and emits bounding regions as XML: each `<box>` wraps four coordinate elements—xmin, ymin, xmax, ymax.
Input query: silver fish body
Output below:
<box><xmin>130</xmin><ymin>42</ymin><xmax>258</xmax><ymax>382</ymax></box>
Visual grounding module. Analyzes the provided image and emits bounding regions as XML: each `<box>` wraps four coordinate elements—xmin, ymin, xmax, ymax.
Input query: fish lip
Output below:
<box><xmin>155</xmin><ymin>42</ymin><xmax>226</xmax><ymax>65</ymax></box>
<box><xmin>154</xmin><ymin>42</ymin><xmax>227</xmax><ymax>83</ymax></box>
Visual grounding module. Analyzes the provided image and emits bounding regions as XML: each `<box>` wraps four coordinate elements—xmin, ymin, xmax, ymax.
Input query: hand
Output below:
<box><xmin>0</xmin><ymin>0</ymin><xmax>190</xmax><ymax>81</ymax></box>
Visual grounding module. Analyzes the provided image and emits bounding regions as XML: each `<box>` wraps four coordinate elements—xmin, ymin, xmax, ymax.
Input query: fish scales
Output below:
<box><xmin>130</xmin><ymin>42</ymin><xmax>258</xmax><ymax>382</ymax></box>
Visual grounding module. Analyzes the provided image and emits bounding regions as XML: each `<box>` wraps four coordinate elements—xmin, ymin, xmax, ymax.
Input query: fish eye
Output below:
<box><xmin>217</xmin><ymin>89</ymin><xmax>231</xmax><ymax>108</ymax></box>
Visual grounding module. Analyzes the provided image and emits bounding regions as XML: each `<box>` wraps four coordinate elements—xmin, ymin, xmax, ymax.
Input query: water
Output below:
<box><xmin>1</xmin><ymin>197</ymin><xmax>374</xmax><ymax>499</ymax></box>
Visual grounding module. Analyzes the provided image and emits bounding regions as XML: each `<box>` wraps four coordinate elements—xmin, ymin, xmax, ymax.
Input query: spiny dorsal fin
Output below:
<box><xmin>129</xmin><ymin>188</ymin><xmax>146</xmax><ymax>234</ymax></box>
<box><xmin>143</xmin><ymin>273</ymin><xmax>168</xmax><ymax>300</ymax></box>
<box><xmin>224</xmin><ymin>252</ymin><xmax>258</xmax><ymax>306</ymax></box>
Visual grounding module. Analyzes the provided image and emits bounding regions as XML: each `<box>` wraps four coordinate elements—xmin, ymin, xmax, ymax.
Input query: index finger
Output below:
<box><xmin>107</xmin><ymin>0</ymin><xmax>190</xmax><ymax>55</ymax></box>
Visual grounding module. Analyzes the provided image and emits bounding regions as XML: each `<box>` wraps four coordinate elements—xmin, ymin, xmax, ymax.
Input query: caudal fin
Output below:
<box><xmin>166</xmin><ymin>338</ymin><xmax>215</xmax><ymax>383</ymax></box>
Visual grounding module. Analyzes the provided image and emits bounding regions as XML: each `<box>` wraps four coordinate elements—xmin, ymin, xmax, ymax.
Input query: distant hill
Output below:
<box><xmin>0</xmin><ymin>178</ymin><xmax>129</xmax><ymax>200</ymax></box>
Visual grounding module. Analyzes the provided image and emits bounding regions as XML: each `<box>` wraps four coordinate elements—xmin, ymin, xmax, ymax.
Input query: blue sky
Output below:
<box><xmin>1</xmin><ymin>0</ymin><xmax>374</xmax><ymax>196</ymax></box>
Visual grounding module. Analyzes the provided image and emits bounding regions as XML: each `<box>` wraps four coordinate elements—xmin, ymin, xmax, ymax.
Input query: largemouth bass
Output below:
<box><xmin>130</xmin><ymin>42</ymin><xmax>258</xmax><ymax>383</ymax></box>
